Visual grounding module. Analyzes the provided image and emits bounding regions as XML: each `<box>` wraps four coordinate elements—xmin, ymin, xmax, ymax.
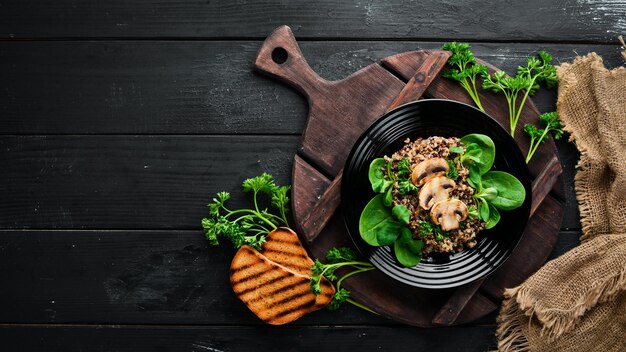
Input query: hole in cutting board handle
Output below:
<box><xmin>271</xmin><ymin>47</ymin><xmax>288</xmax><ymax>64</ymax></box>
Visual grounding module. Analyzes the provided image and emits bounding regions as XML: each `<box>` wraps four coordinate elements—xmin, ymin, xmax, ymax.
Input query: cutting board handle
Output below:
<box><xmin>254</xmin><ymin>25</ymin><xmax>328</xmax><ymax>101</ymax></box>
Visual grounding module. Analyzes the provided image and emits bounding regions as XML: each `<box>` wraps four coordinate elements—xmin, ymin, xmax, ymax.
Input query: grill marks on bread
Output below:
<box><xmin>262</xmin><ymin>228</ymin><xmax>335</xmax><ymax>311</ymax></box>
<box><xmin>230</xmin><ymin>245</ymin><xmax>317</xmax><ymax>325</ymax></box>
<box><xmin>262</xmin><ymin>227</ymin><xmax>315</xmax><ymax>276</ymax></box>
<box><xmin>229</xmin><ymin>228</ymin><xmax>337</xmax><ymax>324</ymax></box>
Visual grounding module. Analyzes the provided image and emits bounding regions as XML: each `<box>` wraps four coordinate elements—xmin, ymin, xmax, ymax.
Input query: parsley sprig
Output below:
<box><xmin>417</xmin><ymin>220</ymin><xmax>448</xmax><ymax>242</ymax></box>
<box><xmin>202</xmin><ymin>173</ymin><xmax>291</xmax><ymax>251</ymax></box>
<box><xmin>396</xmin><ymin>158</ymin><xmax>418</xmax><ymax>196</ymax></box>
<box><xmin>482</xmin><ymin>51</ymin><xmax>558</xmax><ymax>137</ymax></box>
<box><xmin>524</xmin><ymin>112</ymin><xmax>564</xmax><ymax>163</ymax></box>
<box><xmin>446</xmin><ymin>159</ymin><xmax>459</xmax><ymax>180</ymax></box>
<box><xmin>441</xmin><ymin>42</ymin><xmax>489</xmax><ymax>112</ymax></box>
<box><xmin>310</xmin><ymin>247</ymin><xmax>376</xmax><ymax>313</ymax></box>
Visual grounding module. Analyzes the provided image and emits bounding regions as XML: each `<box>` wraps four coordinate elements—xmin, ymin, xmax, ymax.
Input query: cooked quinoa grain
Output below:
<box><xmin>386</xmin><ymin>136</ymin><xmax>484</xmax><ymax>255</ymax></box>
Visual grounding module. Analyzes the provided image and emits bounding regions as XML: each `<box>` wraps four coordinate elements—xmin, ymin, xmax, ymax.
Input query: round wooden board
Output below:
<box><xmin>255</xmin><ymin>25</ymin><xmax>563</xmax><ymax>327</ymax></box>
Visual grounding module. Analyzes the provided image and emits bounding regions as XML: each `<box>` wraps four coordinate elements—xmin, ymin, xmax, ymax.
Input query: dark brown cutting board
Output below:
<box><xmin>254</xmin><ymin>25</ymin><xmax>563</xmax><ymax>327</ymax></box>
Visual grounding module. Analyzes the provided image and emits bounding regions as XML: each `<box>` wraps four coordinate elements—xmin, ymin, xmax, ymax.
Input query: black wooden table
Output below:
<box><xmin>1</xmin><ymin>2</ymin><xmax>625</xmax><ymax>351</ymax></box>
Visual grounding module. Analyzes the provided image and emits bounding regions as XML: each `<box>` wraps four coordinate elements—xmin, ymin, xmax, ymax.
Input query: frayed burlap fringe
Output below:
<box><xmin>497</xmin><ymin>264</ymin><xmax>626</xmax><ymax>351</ymax></box>
<box><xmin>496</xmin><ymin>287</ymin><xmax>530</xmax><ymax>352</ymax></box>
<box><xmin>496</xmin><ymin>52</ymin><xmax>626</xmax><ymax>351</ymax></box>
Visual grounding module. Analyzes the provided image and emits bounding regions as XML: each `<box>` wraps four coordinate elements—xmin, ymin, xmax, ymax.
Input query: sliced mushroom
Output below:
<box><xmin>430</xmin><ymin>199</ymin><xmax>469</xmax><ymax>231</ymax></box>
<box><xmin>412</xmin><ymin>157</ymin><xmax>449</xmax><ymax>186</ymax></box>
<box><xmin>418</xmin><ymin>176</ymin><xmax>455</xmax><ymax>210</ymax></box>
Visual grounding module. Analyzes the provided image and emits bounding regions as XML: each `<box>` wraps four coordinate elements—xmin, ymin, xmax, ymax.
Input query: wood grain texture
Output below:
<box><xmin>294</xmin><ymin>49</ymin><xmax>450</xmax><ymax>244</ymax></box>
<box><xmin>255</xmin><ymin>26</ymin><xmax>406</xmax><ymax>176</ymax></box>
<box><xmin>278</xmin><ymin>43</ymin><xmax>562</xmax><ymax>325</ymax></box>
<box><xmin>297</xmin><ymin>209</ymin><xmax>503</xmax><ymax>327</ymax></box>
<box><xmin>0</xmin><ymin>0</ymin><xmax>610</xmax><ymax>346</ymax></box>
<box><xmin>383</xmin><ymin>51</ymin><xmax>566</xmax><ymax>199</ymax></box>
<box><xmin>1</xmin><ymin>42</ymin><xmax>623</xmax><ymax>136</ymax></box>
<box><xmin>2</xmin><ymin>41</ymin><xmax>618</xmax><ymax>231</ymax></box>
<box><xmin>481</xmin><ymin>196</ymin><xmax>563</xmax><ymax>299</ymax></box>
<box><xmin>0</xmin><ymin>135</ymin><xmax>298</xmax><ymax>229</ymax></box>
<box><xmin>530</xmin><ymin>155</ymin><xmax>562</xmax><ymax>216</ymax></box>
<box><xmin>431</xmin><ymin>279</ymin><xmax>486</xmax><ymax>326</ymax></box>
<box><xmin>432</xmin><ymin>152</ymin><xmax>562</xmax><ymax>326</ymax></box>
<box><xmin>300</xmin><ymin>169</ymin><xmax>342</xmax><ymax>244</ymax></box>
<box><xmin>0</xmin><ymin>229</ymin><xmax>579</xmax><ymax>324</ymax></box>
<box><xmin>0</xmin><ymin>325</ymin><xmax>498</xmax><ymax>352</ymax></box>
<box><xmin>548</xmin><ymin>231</ymin><xmax>580</xmax><ymax>260</ymax></box>
<box><xmin>0</xmin><ymin>135</ymin><xmax>581</xmax><ymax>231</ymax></box>
<box><xmin>386</xmin><ymin>50</ymin><xmax>451</xmax><ymax>110</ymax></box>
<box><xmin>0</xmin><ymin>230</ymin><xmax>384</xmax><ymax>325</ymax></box>
<box><xmin>0</xmin><ymin>0</ymin><xmax>624</xmax><ymax>41</ymax></box>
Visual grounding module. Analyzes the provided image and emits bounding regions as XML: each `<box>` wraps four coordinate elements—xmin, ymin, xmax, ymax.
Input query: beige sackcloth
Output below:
<box><xmin>496</xmin><ymin>52</ymin><xmax>626</xmax><ymax>351</ymax></box>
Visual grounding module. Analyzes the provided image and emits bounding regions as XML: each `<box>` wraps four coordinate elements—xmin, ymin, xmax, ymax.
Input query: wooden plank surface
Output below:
<box><xmin>0</xmin><ymin>0</ymin><xmax>612</xmax><ymax>348</ymax></box>
<box><xmin>281</xmin><ymin>41</ymin><xmax>561</xmax><ymax>326</ymax></box>
<box><xmin>1</xmin><ymin>42</ymin><xmax>623</xmax><ymax>136</ymax></box>
<box><xmin>0</xmin><ymin>1</ymin><xmax>624</xmax><ymax>42</ymax></box>
<box><xmin>0</xmin><ymin>325</ymin><xmax>498</xmax><ymax>352</ymax></box>
<box><xmin>0</xmin><ymin>135</ymin><xmax>297</xmax><ymax>229</ymax></box>
<box><xmin>4</xmin><ymin>42</ymin><xmax>624</xmax><ymax>231</ymax></box>
<box><xmin>0</xmin><ymin>135</ymin><xmax>582</xmax><ymax>230</ymax></box>
<box><xmin>0</xmin><ymin>230</ymin><xmax>580</xmax><ymax>324</ymax></box>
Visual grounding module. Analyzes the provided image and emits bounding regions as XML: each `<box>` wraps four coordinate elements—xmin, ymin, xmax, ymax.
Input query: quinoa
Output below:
<box><xmin>386</xmin><ymin>136</ymin><xmax>484</xmax><ymax>255</ymax></box>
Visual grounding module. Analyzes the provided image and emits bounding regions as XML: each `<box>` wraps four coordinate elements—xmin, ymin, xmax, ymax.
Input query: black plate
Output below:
<box><xmin>341</xmin><ymin>99</ymin><xmax>531</xmax><ymax>289</ymax></box>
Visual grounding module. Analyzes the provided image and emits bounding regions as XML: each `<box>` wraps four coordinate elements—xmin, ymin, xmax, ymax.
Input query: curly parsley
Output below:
<box><xmin>202</xmin><ymin>173</ymin><xmax>290</xmax><ymax>250</ymax></box>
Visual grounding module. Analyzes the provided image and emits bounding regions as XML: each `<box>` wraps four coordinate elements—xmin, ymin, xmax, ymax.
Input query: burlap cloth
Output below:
<box><xmin>496</xmin><ymin>53</ymin><xmax>626</xmax><ymax>351</ymax></box>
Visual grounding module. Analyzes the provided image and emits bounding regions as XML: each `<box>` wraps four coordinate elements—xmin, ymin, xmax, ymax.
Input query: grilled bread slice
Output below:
<box><xmin>230</xmin><ymin>245</ymin><xmax>317</xmax><ymax>325</ymax></box>
<box><xmin>262</xmin><ymin>227</ymin><xmax>335</xmax><ymax>311</ymax></box>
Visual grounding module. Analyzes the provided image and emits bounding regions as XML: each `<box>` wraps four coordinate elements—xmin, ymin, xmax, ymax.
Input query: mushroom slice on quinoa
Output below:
<box><xmin>412</xmin><ymin>157</ymin><xmax>449</xmax><ymax>186</ymax></box>
<box><xmin>430</xmin><ymin>199</ymin><xmax>469</xmax><ymax>231</ymax></box>
<box><xmin>418</xmin><ymin>176</ymin><xmax>455</xmax><ymax>210</ymax></box>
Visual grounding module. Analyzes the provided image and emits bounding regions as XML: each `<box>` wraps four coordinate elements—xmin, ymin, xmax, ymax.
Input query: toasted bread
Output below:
<box><xmin>262</xmin><ymin>227</ymin><xmax>335</xmax><ymax>311</ymax></box>
<box><xmin>230</xmin><ymin>245</ymin><xmax>317</xmax><ymax>325</ymax></box>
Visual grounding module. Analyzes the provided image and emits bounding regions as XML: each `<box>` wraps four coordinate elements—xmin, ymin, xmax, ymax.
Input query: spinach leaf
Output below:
<box><xmin>400</xmin><ymin>227</ymin><xmax>413</xmax><ymax>242</ymax></box>
<box><xmin>369</xmin><ymin>158</ymin><xmax>392</xmax><ymax>193</ymax></box>
<box><xmin>460</xmin><ymin>134</ymin><xmax>496</xmax><ymax>175</ymax></box>
<box><xmin>392</xmin><ymin>205</ymin><xmax>410</xmax><ymax>225</ymax></box>
<box><xmin>468</xmin><ymin>164</ymin><xmax>482</xmax><ymax>190</ymax></box>
<box><xmin>394</xmin><ymin>229</ymin><xmax>424</xmax><ymax>267</ymax></box>
<box><xmin>481</xmin><ymin>171</ymin><xmax>526</xmax><ymax>210</ymax></box>
<box><xmin>462</xmin><ymin>143</ymin><xmax>482</xmax><ymax>164</ymax></box>
<box><xmin>478</xmin><ymin>198</ymin><xmax>490</xmax><ymax>222</ymax></box>
<box><xmin>485</xmin><ymin>203</ymin><xmax>501</xmax><ymax>229</ymax></box>
<box><xmin>359</xmin><ymin>194</ymin><xmax>402</xmax><ymax>246</ymax></box>
<box><xmin>383</xmin><ymin>186</ymin><xmax>393</xmax><ymax>207</ymax></box>
<box><xmin>449</xmin><ymin>146</ymin><xmax>464</xmax><ymax>154</ymax></box>
<box><xmin>386</xmin><ymin>159</ymin><xmax>394</xmax><ymax>180</ymax></box>
<box><xmin>477</xmin><ymin>186</ymin><xmax>498</xmax><ymax>202</ymax></box>
<box><xmin>394</xmin><ymin>240</ymin><xmax>423</xmax><ymax>267</ymax></box>
<box><xmin>467</xmin><ymin>205</ymin><xmax>479</xmax><ymax>219</ymax></box>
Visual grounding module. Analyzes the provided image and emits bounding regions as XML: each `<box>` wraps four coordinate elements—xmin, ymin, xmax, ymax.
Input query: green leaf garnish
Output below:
<box><xmin>482</xmin><ymin>51</ymin><xmax>558</xmax><ymax>136</ymax></box>
<box><xmin>392</xmin><ymin>204</ymin><xmax>411</xmax><ymax>225</ymax></box>
<box><xmin>524</xmin><ymin>111</ymin><xmax>563</xmax><ymax>163</ymax></box>
<box><xmin>441</xmin><ymin>42</ymin><xmax>488</xmax><ymax>112</ymax></box>
<box><xmin>202</xmin><ymin>173</ymin><xmax>289</xmax><ymax>250</ymax></box>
